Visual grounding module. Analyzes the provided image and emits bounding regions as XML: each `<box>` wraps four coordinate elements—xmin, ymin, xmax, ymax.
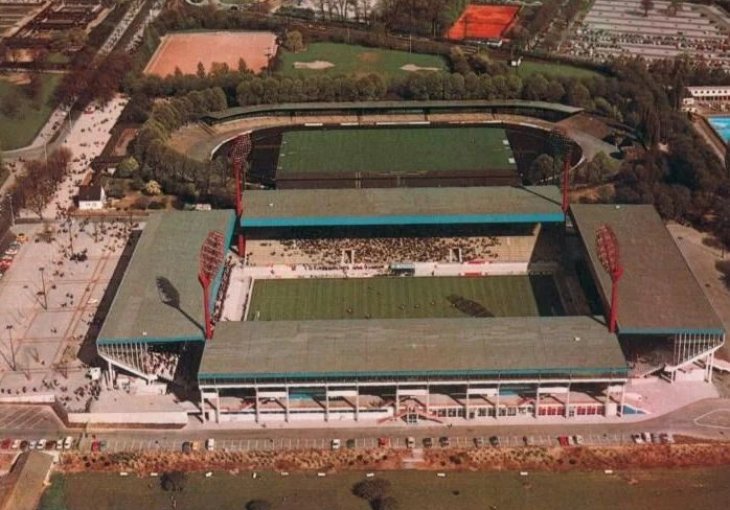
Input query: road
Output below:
<box><xmin>1</xmin><ymin>398</ymin><xmax>730</xmax><ymax>454</ymax></box>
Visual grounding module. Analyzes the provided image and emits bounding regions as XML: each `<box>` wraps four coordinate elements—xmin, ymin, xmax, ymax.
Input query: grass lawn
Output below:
<box><xmin>40</xmin><ymin>468</ymin><xmax>730</xmax><ymax>510</ymax></box>
<box><xmin>0</xmin><ymin>73</ymin><xmax>61</xmax><ymax>150</ymax></box>
<box><xmin>277</xmin><ymin>42</ymin><xmax>447</xmax><ymax>78</ymax></box>
<box><xmin>515</xmin><ymin>60</ymin><xmax>601</xmax><ymax>79</ymax></box>
<box><xmin>246</xmin><ymin>275</ymin><xmax>563</xmax><ymax>321</ymax></box>
<box><xmin>278</xmin><ymin>126</ymin><xmax>516</xmax><ymax>176</ymax></box>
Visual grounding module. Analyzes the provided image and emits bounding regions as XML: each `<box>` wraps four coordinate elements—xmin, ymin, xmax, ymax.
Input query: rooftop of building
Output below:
<box><xmin>97</xmin><ymin>210</ymin><xmax>235</xmax><ymax>344</ymax></box>
<box><xmin>241</xmin><ymin>186</ymin><xmax>564</xmax><ymax>228</ymax></box>
<box><xmin>570</xmin><ymin>204</ymin><xmax>724</xmax><ymax>335</ymax></box>
<box><xmin>198</xmin><ymin>316</ymin><xmax>627</xmax><ymax>382</ymax></box>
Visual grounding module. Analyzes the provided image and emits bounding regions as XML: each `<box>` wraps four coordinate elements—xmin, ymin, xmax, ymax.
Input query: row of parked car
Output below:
<box><xmin>632</xmin><ymin>432</ymin><xmax>674</xmax><ymax>444</ymax></box>
<box><xmin>0</xmin><ymin>238</ymin><xmax>23</xmax><ymax>278</ymax></box>
<box><xmin>1</xmin><ymin>436</ymin><xmax>75</xmax><ymax>451</ymax></box>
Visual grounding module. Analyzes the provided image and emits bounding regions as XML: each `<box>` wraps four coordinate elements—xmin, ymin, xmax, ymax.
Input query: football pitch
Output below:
<box><xmin>246</xmin><ymin>275</ymin><xmax>563</xmax><ymax>321</ymax></box>
<box><xmin>276</xmin><ymin>126</ymin><xmax>517</xmax><ymax>176</ymax></box>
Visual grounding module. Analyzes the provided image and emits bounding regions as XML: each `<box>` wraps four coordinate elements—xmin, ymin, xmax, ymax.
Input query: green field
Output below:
<box><xmin>0</xmin><ymin>73</ymin><xmax>60</xmax><ymax>150</ymax></box>
<box><xmin>516</xmin><ymin>60</ymin><xmax>601</xmax><ymax>79</ymax></box>
<box><xmin>278</xmin><ymin>126</ymin><xmax>516</xmax><ymax>176</ymax></box>
<box><xmin>246</xmin><ymin>275</ymin><xmax>563</xmax><ymax>321</ymax></box>
<box><xmin>277</xmin><ymin>42</ymin><xmax>448</xmax><ymax>78</ymax></box>
<box><xmin>39</xmin><ymin>468</ymin><xmax>730</xmax><ymax>510</ymax></box>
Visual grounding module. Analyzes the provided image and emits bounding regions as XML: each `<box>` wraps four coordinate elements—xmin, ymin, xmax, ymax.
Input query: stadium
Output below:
<box><xmin>95</xmin><ymin>103</ymin><xmax>725</xmax><ymax>425</ymax></box>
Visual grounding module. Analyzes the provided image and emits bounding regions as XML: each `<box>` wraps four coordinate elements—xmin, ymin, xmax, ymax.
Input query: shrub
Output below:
<box><xmin>160</xmin><ymin>471</ymin><xmax>186</xmax><ymax>492</ymax></box>
<box><xmin>246</xmin><ymin>500</ymin><xmax>272</xmax><ymax>510</ymax></box>
<box><xmin>352</xmin><ymin>478</ymin><xmax>392</xmax><ymax>501</ymax></box>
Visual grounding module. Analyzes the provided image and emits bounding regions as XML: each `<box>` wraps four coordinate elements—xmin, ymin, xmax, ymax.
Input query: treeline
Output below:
<box><xmin>130</xmin><ymin>87</ymin><xmax>231</xmax><ymax>204</ymax></box>
<box><xmin>10</xmin><ymin>148</ymin><xmax>73</xmax><ymax>218</ymax></box>
<box><xmin>378</xmin><ymin>0</ymin><xmax>469</xmax><ymax>37</ymax></box>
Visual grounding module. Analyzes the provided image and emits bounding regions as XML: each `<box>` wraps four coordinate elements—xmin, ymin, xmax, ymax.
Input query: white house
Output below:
<box><xmin>77</xmin><ymin>184</ymin><xmax>106</xmax><ymax>211</ymax></box>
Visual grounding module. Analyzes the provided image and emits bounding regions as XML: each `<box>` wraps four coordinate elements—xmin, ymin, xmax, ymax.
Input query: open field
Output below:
<box><xmin>516</xmin><ymin>60</ymin><xmax>601</xmax><ymax>79</ymax></box>
<box><xmin>0</xmin><ymin>73</ymin><xmax>61</xmax><ymax>149</ymax></box>
<box><xmin>246</xmin><ymin>275</ymin><xmax>563</xmax><ymax>321</ymax></box>
<box><xmin>40</xmin><ymin>468</ymin><xmax>730</xmax><ymax>510</ymax></box>
<box><xmin>277</xmin><ymin>42</ymin><xmax>447</xmax><ymax>78</ymax></box>
<box><xmin>446</xmin><ymin>4</ymin><xmax>519</xmax><ymax>41</ymax></box>
<box><xmin>278</xmin><ymin>126</ymin><xmax>516</xmax><ymax>176</ymax></box>
<box><xmin>144</xmin><ymin>31</ymin><xmax>277</xmax><ymax>77</ymax></box>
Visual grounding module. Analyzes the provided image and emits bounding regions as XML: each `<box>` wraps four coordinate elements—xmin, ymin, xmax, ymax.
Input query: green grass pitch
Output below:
<box><xmin>277</xmin><ymin>42</ymin><xmax>447</xmax><ymax>78</ymax></box>
<box><xmin>0</xmin><ymin>74</ymin><xmax>60</xmax><ymax>149</ymax></box>
<box><xmin>277</xmin><ymin>126</ymin><xmax>517</xmax><ymax>176</ymax></box>
<box><xmin>246</xmin><ymin>275</ymin><xmax>564</xmax><ymax>321</ymax></box>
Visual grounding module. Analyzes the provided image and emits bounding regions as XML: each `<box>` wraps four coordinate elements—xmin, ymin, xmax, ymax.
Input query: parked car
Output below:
<box><xmin>641</xmin><ymin>432</ymin><xmax>652</xmax><ymax>443</ymax></box>
<box><xmin>631</xmin><ymin>433</ymin><xmax>644</xmax><ymax>444</ymax></box>
<box><xmin>489</xmin><ymin>436</ymin><xmax>501</xmax><ymax>448</ymax></box>
<box><xmin>346</xmin><ymin>439</ymin><xmax>356</xmax><ymax>449</ymax></box>
<box><xmin>557</xmin><ymin>436</ymin><xmax>570</xmax><ymax>447</ymax></box>
<box><xmin>91</xmin><ymin>441</ymin><xmax>100</xmax><ymax>452</ymax></box>
<box><xmin>20</xmin><ymin>440</ymin><xmax>29</xmax><ymax>450</ymax></box>
<box><xmin>378</xmin><ymin>437</ymin><xmax>390</xmax><ymax>448</ymax></box>
<box><xmin>45</xmin><ymin>440</ymin><xmax>56</xmax><ymax>450</ymax></box>
<box><xmin>0</xmin><ymin>439</ymin><xmax>11</xmax><ymax>449</ymax></box>
<box><xmin>439</xmin><ymin>436</ymin><xmax>450</xmax><ymax>447</ymax></box>
<box><xmin>331</xmin><ymin>439</ymin><xmax>341</xmax><ymax>450</ymax></box>
<box><xmin>182</xmin><ymin>441</ymin><xmax>193</xmax><ymax>453</ymax></box>
<box><xmin>474</xmin><ymin>437</ymin><xmax>484</xmax><ymax>447</ymax></box>
<box><xmin>11</xmin><ymin>439</ymin><xmax>21</xmax><ymax>450</ymax></box>
<box><xmin>406</xmin><ymin>437</ymin><xmax>416</xmax><ymax>449</ymax></box>
<box><xmin>423</xmin><ymin>437</ymin><xmax>434</xmax><ymax>448</ymax></box>
<box><xmin>55</xmin><ymin>440</ymin><xmax>63</xmax><ymax>451</ymax></box>
<box><xmin>36</xmin><ymin>439</ymin><xmax>46</xmax><ymax>450</ymax></box>
<box><xmin>99</xmin><ymin>440</ymin><xmax>107</xmax><ymax>451</ymax></box>
<box><xmin>63</xmin><ymin>436</ymin><xmax>74</xmax><ymax>450</ymax></box>
<box><xmin>205</xmin><ymin>438</ymin><xmax>215</xmax><ymax>451</ymax></box>
<box><xmin>573</xmin><ymin>435</ymin><xmax>584</xmax><ymax>446</ymax></box>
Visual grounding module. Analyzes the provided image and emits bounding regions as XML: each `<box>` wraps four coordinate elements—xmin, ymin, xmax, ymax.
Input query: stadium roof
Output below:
<box><xmin>241</xmin><ymin>186</ymin><xmax>564</xmax><ymax>228</ymax></box>
<box><xmin>97</xmin><ymin>210</ymin><xmax>236</xmax><ymax>344</ymax></box>
<box><xmin>203</xmin><ymin>100</ymin><xmax>583</xmax><ymax>123</ymax></box>
<box><xmin>198</xmin><ymin>316</ymin><xmax>627</xmax><ymax>382</ymax></box>
<box><xmin>571</xmin><ymin>204</ymin><xmax>724</xmax><ymax>335</ymax></box>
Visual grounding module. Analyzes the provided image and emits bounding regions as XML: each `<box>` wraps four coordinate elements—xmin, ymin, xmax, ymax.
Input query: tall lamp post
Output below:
<box><xmin>230</xmin><ymin>133</ymin><xmax>252</xmax><ymax>258</ymax></box>
<box><xmin>596</xmin><ymin>224</ymin><xmax>623</xmax><ymax>333</ymax></box>
<box><xmin>5</xmin><ymin>325</ymin><xmax>16</xmax><ymax>371</ymax></box>
<box><xmin>198</xmin><ymin>231</ymin><xmax>226</xmax><ymax>341</ymax></box>
<box><xmin>39</xmin><ymin>267</ymin><xmax>48</xmax><ymax>310</ymax></box>
<box><xmin>550</xmin><ymin>126</ymin><xmax>574</xmax><ymax>215</ymax></box>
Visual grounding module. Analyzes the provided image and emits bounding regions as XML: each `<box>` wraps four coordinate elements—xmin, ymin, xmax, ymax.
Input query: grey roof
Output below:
<box><xmin>242</xmin><ymin>186</ymin><xmax>564</xmax><ymax>227</ymax></box>
<box><xmin>203</xmin><ymin>100</ymin><xmax>583</xmax><ymax>122</ymax></box>
<box><xmin>571</xmin><ymin>204</ymin><xmax>724</xmax><ymax>335</ymax></box>
<box><xmin>199</xmin><ymin>316</ymin><xmax>627</xmax><ymax>380</ymax></box>
<box><xmin>97</xmin><ymin>210</ymin><xmax>235</xmax><ymax>343</ymax></box>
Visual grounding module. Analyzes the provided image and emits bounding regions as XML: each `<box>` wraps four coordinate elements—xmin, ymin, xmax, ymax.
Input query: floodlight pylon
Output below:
<box><xmin>595</xmin><ymin>224</ymin><xmax>623</xmax><ymax>333</ymax></box>
<box><xmin>550</xmin><ymin>127</ymin><xmax>573</xmax><ymax>214</ymax></box>
<box><xmin>198</xmin><ymin>230</ymin><xmax>226</xmax><ymax>340</ymax></box>
<box><xmin>230</xmin><ymin>132</ymin><xmax>252</xmax><ymax>257</ymax></box>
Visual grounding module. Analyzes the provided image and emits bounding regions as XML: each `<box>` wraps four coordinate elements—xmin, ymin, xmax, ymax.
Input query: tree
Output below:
<box><xmin>144</xmin><ymin>180</ymin><xmax>162</xmax><ymax>196</ymax></box>
<box><xmin>160</xmin><ymin>471</ymin><xmax>187</xmax><ymax>492</ymax></box>
<box><xmin>196</xmin><ymin>62</ymin><xmax>206</xmax><ymax>79</ymax></box>
<box><xmin>528</xmin><ymin>154</ymin><xmax>556</xmax><ymax>185</ymax></box>
<box><xmin>640</xmin><ymin>0</ymin><xmax>654</xmax><ymax>16</ymax></box>
<box><xmin>283</xmin><ymin>30</ymin><xmax>305</xmax><ymax>53</ymax></box>
<box><xmin>116</xmin><ymin>157</ymin><xmax>139</xmax><ymax>178</ymax></box>
<box><xmin>352</xmin><ymin>479</ymin><xmax>392</xmax><ymax>502</ymax></box>
<box><xmin>245</xmin><ymin>500</ymin><xmax>272</xmax><ymax>510</ymax></box>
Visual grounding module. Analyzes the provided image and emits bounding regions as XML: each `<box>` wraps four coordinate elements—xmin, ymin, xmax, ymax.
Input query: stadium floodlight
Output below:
<box><xmin>549</xmin><ymin>127</ymin><xmax>573</xmax><ymax>214</ymax></box>
<box><xmin>198</xmin><ymin>230</ymin><xmax>226</xmax><ymax>340</ymax></box>
<box><xmin>595</xmin><ymin>224</ymin><xmax>623</xmax><ymax>333</ymax></box>
<box><xmin>229</xmin><ymin>132</ymin><xmax>253</xmax><ymax>257</ymax></box>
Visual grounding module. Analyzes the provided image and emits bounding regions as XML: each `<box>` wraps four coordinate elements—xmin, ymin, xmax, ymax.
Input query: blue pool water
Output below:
<box><xmin>708</xmin><ymin>116</ymin><xmax>730</xmax><ymax>142</ymax></box>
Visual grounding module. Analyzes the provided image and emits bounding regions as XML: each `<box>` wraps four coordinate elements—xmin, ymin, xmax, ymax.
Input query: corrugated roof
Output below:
<box><xmin>571</xmin><ymin>204</ymin><xmax>724</xmax><ymax>335</ymax></box>
<box><xmin>97</xmin><ymin>210</ymin><xmax>235</xmax><ymax>343</ymax></box>
<box><xmin>199</xmin><ymin>316</ymin><xmax>627</xmax><ymax>380</ymax></box>
<box><xmin>242</xmin><ymin>186</ymin><xmax>564</xmax><ymax>227</ymax></box>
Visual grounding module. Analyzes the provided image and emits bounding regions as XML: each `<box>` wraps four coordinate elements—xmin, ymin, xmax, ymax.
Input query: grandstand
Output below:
<box><xmin>94</xmin><ymin>187</ymin><xmax>723</xmax><ymax>424</ymax></box>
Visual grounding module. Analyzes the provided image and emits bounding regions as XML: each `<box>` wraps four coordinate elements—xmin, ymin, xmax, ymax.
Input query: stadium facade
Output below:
<box><xmin>95</xmin><ymin>186</ymin><xmax>724</xmax><ymax>425</ymax></box>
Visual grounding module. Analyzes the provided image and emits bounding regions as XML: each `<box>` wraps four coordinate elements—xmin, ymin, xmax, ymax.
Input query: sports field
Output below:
<box><xmin>277</xmin><ymin>42</ymin><xmax>447</xmax><ymax>78</ymax></box>
<box><xmin>0</xmin><ymin>73</ymin><xmax>60</xmax><ymax>149</ymax></box>
<box><xmin>144</xmin><ymin>31</ymin><xmax>277</xmax><ymax>76</ymax></box>
<box><xmin>39</xmin><ymin>468</ymin><xmax>730</xmax><ymax>510</ymax></box>
<box><xmin>517</xmin><ymin>60</ymin><xmax>601</xmax><ymax>79</ymax></box>
<box><xmin>446</xmin><ymin>4</ymin><xmax>520</xmax><ymax>41</ymax></box>
<box><xmin>246</xmin><ymin>275</ymin><xmax>563</xmax><ymax>321</ymax></box>
<box><xmin>277</xmin><ymin>126</ymin><xmax>517</xmax><ymax>176</ymax></box>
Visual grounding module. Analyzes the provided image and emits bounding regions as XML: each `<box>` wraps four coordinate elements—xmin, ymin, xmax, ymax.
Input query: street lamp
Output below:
<box><xmin>39</xmin><ymin>267</ymin><xmax>48</xmax><ymax>310</ymax></box>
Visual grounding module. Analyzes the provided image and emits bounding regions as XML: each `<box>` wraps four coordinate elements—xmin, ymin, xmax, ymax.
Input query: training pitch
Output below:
<box><xmin>446</xmin><ymin>4</ymin><xmax>520</xmax><ymax>41</ymax></box>
<box><xmin>246</xmin><ymin>275</ymin><xmax>563</xmax><ymax>321</ymax></box>
<box><xmin>144</xmin><ymin>31</ymin><xmax>277</xmax><ymax>77</ymax></box>
<box><xmin>277</xmin><ymin>126</ymin><xmax>517</xmax><ymax>176</ymax></box>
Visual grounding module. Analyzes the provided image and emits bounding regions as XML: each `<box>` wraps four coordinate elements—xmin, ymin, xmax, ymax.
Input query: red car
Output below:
<box><xmin>557</xmin><ymin>436</ymin><xmax>570</xmax><ymax>447</ymax></box>
<box><xmin>91</xmin><ymin>441</ymin><xmax>101</xmax><ymax>452</ymax></box>
<box><xmin>378</xmin><ymin>437</ymin><xmax>390</xmax><ymax>448</ymax></box>
<box><xmin>0</xmin><ymin>439</ymin><xmax>11</xmax><ymax>449</ymax></box>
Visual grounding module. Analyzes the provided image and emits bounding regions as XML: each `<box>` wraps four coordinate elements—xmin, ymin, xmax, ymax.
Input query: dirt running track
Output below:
<box><xmin>144</xmin><ymin>31</ymin><xmax>277</xmax><ymax>77</ymax></box>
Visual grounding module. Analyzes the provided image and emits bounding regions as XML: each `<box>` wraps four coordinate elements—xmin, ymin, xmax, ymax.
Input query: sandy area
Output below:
<box><xmin>400</xmin><ymin>64</ymin><xmax>441</xmax><ymax>72</ymax></box>
<box><xmin>293</xmin><ymin>60</ymin><xmax>335</xmax><ymax>70</ymax></box>
<box><xmin>144</xmin><ymin>31</ymin><xmax>277</xmax><ymax>77</ymax></box>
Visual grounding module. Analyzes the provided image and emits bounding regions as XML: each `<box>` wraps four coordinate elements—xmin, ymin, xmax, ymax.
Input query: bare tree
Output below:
<box><xmin>641</xmin><ymin>0</ymin><xmax>654</xmax><ymax>16</ymax></box>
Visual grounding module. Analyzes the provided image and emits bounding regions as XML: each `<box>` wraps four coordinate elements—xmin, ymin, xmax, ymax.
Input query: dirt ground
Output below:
<box><xmin>144</xmin><ymin>31</ymin><xmax>277</xmax><ymax>76</ymax></box>
<box><xmin>58</xmin><ymin>440</ymin><xmax>730</xmax><ymax>476</ymax></box>
<box><xmin>112</xmin><ymin>128</ymin><xmax>138</xmax><ymax>157</ymax></box>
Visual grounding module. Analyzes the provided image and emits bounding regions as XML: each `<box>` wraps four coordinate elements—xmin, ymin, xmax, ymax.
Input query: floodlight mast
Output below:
<box><xmin>550</xmin><ymin>127</ymin><xmax>573</xmax><ymax>214</ymax></box>
<box><xmin>230</xmin><ymin>132</ymin><xmax>252</xmax><ymax>258</ymax></box>
<box><xmin>198</xmin><ymin>231</ymin><xmax>226</xmax><ymax>340</ymax></box>
<box><xmin>595</xmin><ymin>224</ymin><xmax>623</xmax><ymax>333</ymax></box>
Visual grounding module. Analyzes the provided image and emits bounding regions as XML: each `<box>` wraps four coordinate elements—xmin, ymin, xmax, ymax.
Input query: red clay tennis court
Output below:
<box><xmin>446</xmin><ymin>4</ymin><xmax>520</xmax><ymax>41</ymax></box>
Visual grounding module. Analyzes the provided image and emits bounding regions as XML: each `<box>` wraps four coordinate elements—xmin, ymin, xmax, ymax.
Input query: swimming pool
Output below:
<box><xmin>707</xmin><ymin>116</ymin><xmax>730</xmax><ymax>142</ymax></box>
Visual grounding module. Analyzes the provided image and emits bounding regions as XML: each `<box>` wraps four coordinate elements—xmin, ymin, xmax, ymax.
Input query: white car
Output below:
<box><xmin>63</xmin><ymin>436</ymin><xmax>74</xmax><ymax>450</ymax></box>
<box><xmin>406</xmin><ymin>437</ymin><xmax>416</xmax><ymax>449</ymax></box>
<box><xmin>331</xmin><ymin>439</ymin><xmax>341</xmax><ymax>450</ymax></box>
<box><xmin>574</xmin><ymin>435</ymin><xmax>584</xmax><ymax>446</ymax></box>
<box><xmin>11</xmin><ymin>439</ymin><xmax>20</xmax><ymax>450</ymax></box>
<box><xmin>36</xmin><ymin>439</ymin><xmax>47</xmax><ymax>450</ymax></box>
<box><xmin>205</xmin><ymin>438</ymin><xmax>215</xmax><ymax>451</ymax></box>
